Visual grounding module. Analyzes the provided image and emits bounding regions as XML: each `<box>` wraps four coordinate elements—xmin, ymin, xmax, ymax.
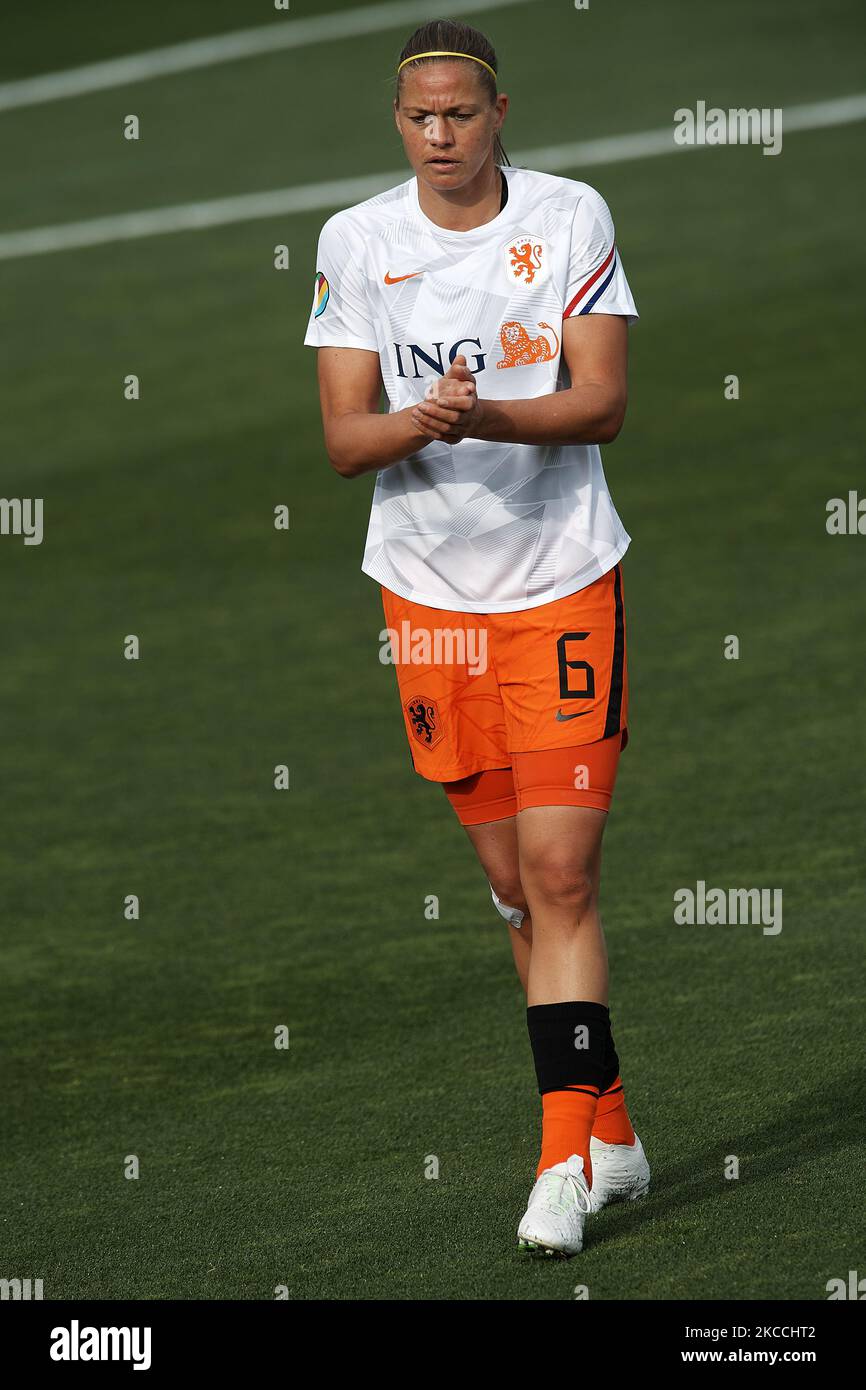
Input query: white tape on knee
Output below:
<box><xmin>490</xmin><ymin>885</ymin><xmax>526</xmax><ymax>929</ymax></box>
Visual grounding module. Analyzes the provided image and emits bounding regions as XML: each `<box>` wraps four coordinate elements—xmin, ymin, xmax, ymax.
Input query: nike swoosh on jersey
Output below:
<box><xmin>555</xmin><ymin>709</ymin><xmax>592</xmax><ymax>721</ymax></box>
<box><xmin>384</xmin><ymin>269</ymin><xmax>424</xmax><ymax>284</ymax></box>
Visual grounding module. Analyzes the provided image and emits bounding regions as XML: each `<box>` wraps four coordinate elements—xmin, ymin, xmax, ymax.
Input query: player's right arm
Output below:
<box><xmin>304</xmin><ymin>213</ymin><xmax>473</xmax><ymax>478</ymax></box>
<box><xmin>314</xmin><ymin>345</ymin><xmax>438</xmax><ymax>478</ymax></box>
<box><xmin>315</xmin><ymin>347</ymin><xmax>473</xmax><ymax>478</ymax></box>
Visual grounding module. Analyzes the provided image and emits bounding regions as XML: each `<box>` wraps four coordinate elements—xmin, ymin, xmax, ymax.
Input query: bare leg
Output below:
<box><xmin>457</xmin><ymin>807</ymin><xmax>610</xmax><ymax>1005</ymax></box>
<box><xmin>462</xmin><ymin>816</ymin><xmax>533</xmax><ymax>993</ymax></box>
<box><xmin>516</xmin><ymin>805</ymin><xmax>610</xmax><ymax>1006</ymax></box>
<box><xmin>508</xmin><ymin>916</ymin><xmax>533</xmax><ymax>994</ymax></box>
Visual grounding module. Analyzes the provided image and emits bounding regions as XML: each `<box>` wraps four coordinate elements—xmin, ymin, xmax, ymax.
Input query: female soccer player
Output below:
<box><xmin>303</xmin><ymin>18</ymin><xmax>650</xmax><ymax>1257</ymax></box>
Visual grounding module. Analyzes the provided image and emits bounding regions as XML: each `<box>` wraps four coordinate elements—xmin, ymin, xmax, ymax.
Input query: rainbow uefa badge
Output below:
<box><xmin>313</xmin><ymin>271</ymin><xmax>330</xmax><ymax>317</ymax></box>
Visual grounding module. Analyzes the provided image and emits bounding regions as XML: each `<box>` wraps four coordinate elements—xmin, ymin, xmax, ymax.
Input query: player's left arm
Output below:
<box><xmin>411</xmin><ymin>318</ymin><xmax>628</xmax><ymax>447</ymax></box>
<box><xmin>488</xmin><ymin>315</ymin><xmax>628</xmax><ymax>445</ymax></box>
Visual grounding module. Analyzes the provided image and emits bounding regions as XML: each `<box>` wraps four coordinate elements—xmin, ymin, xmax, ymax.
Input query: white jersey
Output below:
<box><xmin>303</xmin><ymin>165</ymin><xmax>638</xmax><ymax>613</ymax></box>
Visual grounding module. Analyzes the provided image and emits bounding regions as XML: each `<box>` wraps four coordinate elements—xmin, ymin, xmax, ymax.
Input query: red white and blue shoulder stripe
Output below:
<box><xmin>563</xmin><ymin>243</ymin><xmax>618</xmax><ymax>318</ymax></box>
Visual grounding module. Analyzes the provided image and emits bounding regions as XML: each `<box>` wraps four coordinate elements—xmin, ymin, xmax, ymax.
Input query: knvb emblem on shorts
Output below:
<box><xmin>405</xmin><ymin>694</ymin><xmax>443</xmax><ymax>749</ymax></box>
<box><xmin>503</xmin><ymin>236</ymin><xmax>550</xmax><ymax>287</ymax></box>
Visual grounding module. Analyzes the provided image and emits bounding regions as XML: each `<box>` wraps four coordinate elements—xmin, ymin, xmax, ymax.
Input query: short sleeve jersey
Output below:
<box><xmin>303</xmin><ymin>166</ymin><xmax>638</xmax><ymax>613</ymax></box>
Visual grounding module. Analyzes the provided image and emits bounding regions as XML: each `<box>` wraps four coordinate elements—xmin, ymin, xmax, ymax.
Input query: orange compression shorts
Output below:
<box><xmin>380</xmin><ymin>562</ymin><xmax>629</xmax><ymax>823</ymax></box>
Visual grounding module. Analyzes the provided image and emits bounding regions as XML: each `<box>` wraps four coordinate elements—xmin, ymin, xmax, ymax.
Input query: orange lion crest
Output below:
<box><xmin>497</xmin><ymin>320</ymin><xmax>561</xmax><ymax>369</ymax></box>
<box><xmin>508</xmin><ymin>240</ymin><xmax>544</xmax><ymax>284</ymax></box>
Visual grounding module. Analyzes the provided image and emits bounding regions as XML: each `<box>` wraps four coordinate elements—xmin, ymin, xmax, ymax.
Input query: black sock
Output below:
<box><xmin>526</xmin><ymin>1001</ymin><xmax>609</xmax><ymax>1095</ymax></box>
<box><xmin>599</xmin><ymin>1017</ymin><xmax>621</xmax><ymax>1095</ymax></box>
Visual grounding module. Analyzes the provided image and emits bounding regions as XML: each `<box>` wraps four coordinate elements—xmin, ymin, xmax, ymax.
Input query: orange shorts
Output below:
<box><xmin>380</xmin><ymin>563</ymin><xmax>629</xmax><ymax>823</ymax></box>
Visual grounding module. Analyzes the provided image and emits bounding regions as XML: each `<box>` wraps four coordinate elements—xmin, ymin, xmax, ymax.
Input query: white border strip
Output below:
<box><xmin>1</xmin><ymin>95</ymin><xmax>864</xmax><ymax>262</ymax></box>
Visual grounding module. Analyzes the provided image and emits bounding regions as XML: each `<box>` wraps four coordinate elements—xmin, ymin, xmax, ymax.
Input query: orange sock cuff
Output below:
<box><xmin>537</xmin><ymin>1087</ymin><xmax>599</xmax><ymax>1182</ymax></box>
<box><xmin>591</xmin><ymin>1074</ymin><xmax>636</xmax><ymax>1146</ymax></box>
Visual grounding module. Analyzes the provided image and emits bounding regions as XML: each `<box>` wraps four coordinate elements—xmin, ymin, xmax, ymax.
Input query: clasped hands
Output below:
<box><xmin>411</xmin><ymin>354</ymin><xmax>485</xmax><ymax>445</ymax></box>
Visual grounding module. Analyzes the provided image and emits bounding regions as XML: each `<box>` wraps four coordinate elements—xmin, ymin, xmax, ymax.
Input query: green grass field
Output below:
<box><xmin>1</xmin><ymin>0</ymin><xmax>864</xmax><ymax>1300</ymax></box>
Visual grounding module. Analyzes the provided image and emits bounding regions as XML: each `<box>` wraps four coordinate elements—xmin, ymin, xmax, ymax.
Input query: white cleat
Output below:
<box><xmin>588</xmin><ymin>1132</ymin><xmax>651</xmax><ymax>1213</ymax></box>
<box><xmin>517</xmin><ymin>1153</ymin><xmax>593</xmax><ymax>1257</ymax></box>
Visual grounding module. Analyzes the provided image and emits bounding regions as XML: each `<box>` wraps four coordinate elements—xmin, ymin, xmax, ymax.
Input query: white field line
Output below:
<box><xmin>0</xmin><ymin>0</ymin><xmax>537</xmax><ymax>112</ymax></box>
<box><xmin>1</xmin><ymin>94</ymin><xmax>864</xmax><ymax>262</ymax></box>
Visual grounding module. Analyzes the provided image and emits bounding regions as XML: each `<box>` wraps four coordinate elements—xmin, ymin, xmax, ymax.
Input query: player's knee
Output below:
<box><xmin>523</xmin><ymin>858</ymin><xmax>596</xmax><ymax>916</ymax></box>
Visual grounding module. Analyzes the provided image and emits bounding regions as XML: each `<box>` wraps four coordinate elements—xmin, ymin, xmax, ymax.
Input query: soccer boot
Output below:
<box><xmin>588</xmin><ymin>1132</ymin><xmax>650</xmax><ymax>1213</ymax></box>
<box><xmin>517</xmin><ymin>1152</ymin><xmax>593</xmax><ymax>1257</ymax></box>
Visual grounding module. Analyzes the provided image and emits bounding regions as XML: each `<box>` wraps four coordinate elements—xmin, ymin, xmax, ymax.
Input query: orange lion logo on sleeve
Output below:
<box><xmin>497</xmin><ymin>320</ymin><xmax>561</xmax><ymax>368</ymax></box>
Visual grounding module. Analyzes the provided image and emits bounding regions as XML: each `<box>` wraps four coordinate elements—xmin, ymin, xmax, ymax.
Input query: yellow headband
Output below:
<box><xmin>397</xmin><ymin>50</ymin><xmax>497</xmax><ymax>81</ymax></box>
